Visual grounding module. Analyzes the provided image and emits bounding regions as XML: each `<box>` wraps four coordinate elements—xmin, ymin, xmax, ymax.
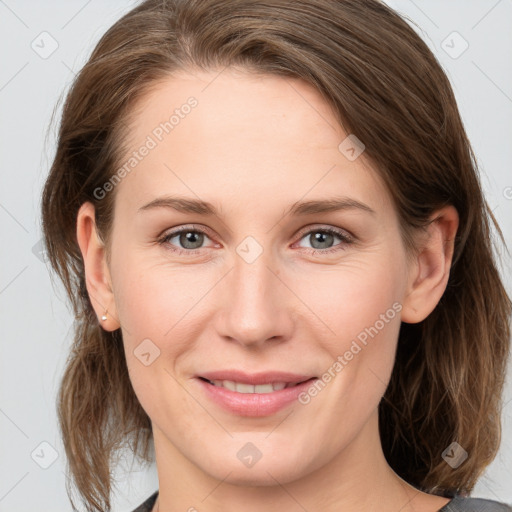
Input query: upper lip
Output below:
<box><xmin>198</xmin><ymin>370</ymin><xmax>316</xmax><ymax>385</ymax></box>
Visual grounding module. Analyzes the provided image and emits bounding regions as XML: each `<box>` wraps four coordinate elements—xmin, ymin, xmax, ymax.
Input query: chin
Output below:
<box><xmin>198</xmin><ymin>448</ymin><xmax>316</xmax><ymax>487</ymax></box>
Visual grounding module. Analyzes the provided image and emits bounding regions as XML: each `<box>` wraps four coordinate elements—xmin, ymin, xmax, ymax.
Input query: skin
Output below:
<box><xmin>77</xmin><ymin>68</ymin><xmax>458</xmax><ymax>512</ymax></box>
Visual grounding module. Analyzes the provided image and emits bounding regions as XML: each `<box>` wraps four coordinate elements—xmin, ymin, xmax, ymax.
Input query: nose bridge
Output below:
<box><xmin>218</xmin><ymin>236</ymin><xmax>291</xmax><ymax>347</ymax></box>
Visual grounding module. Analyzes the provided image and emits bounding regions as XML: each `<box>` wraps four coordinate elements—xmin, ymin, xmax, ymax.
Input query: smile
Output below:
<box><xmin>200</xmin><ymin>378</ymin><xmax>309</xmax><ymax>393</ymax></box>
<box><xmin>195</xmin><ymin>372</ymin><xmax>318</xmax><ymax>416</ymax></box>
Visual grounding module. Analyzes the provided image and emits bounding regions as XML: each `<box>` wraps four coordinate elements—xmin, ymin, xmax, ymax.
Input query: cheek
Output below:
<box><xmin>110</xmin><ymin>253</ymin><xmax>216</xmax><ymax>389</ymax></box>
<box><xmin>111</xmin><ymin>258</ymin><xmax>200</xmax><ymax>416</ymax></box>
<box><xmin>294</xmin><ymin>261</ymin><xmax>404</xmax><ymax>444</ymax></box>
<box><xmin>111</xmin><ymin>254</ymin><xmax>198</xmax><ymax>336</ymax></box>
<box><xmin>292</xmin><ymin>248</ymin><xmax>406</xmax><ymax>411</ymax></box>
<box><xmin>291</xmin><ymin>252</ymin><xmax>405</xmax><ymax>346</ymax></box>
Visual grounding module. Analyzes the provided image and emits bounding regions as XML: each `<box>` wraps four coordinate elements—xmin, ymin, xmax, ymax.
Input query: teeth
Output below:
<box><xmin>254</xmin><ymin>384</ymin><xmax>274</xmax><ymax>393</ymax></box>
<box><xmin>236</xmin><ymin>382</ymin><xmax>255</xmax><ymax>393</ymax></box>
<box><xmin>209</xmin><ymin>380</ymin><xmax>293</xmax><ymax>393</ymax></box>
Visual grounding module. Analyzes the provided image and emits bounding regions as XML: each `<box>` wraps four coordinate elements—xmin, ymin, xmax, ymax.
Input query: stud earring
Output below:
<box><xmin>101</xmin><ymin>310</ymin><xmax>108</xmax><ymax>322</ymax></box>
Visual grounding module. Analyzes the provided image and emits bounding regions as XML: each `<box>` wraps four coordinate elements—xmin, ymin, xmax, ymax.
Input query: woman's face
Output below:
<box><xmin>103</xmin><ymin>68</ymin><xmax>415</xmax><ymax>485</ymax></box>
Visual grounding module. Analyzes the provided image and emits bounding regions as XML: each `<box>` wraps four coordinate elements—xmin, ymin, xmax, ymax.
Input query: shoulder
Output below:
<box><xmin>131</xmin><ymin>490</ymin><xmax>158</xmax><ymax>512</ymax></box>
<box><xmin>441</xmin><ymin>496</ymin><xmax>512</xmax><ymax>511</ymax></box>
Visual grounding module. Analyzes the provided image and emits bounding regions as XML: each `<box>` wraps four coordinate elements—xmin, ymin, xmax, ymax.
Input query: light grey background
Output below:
<box><xmin>0</xmin><ymin>1</ymin><xmax>511</xmax><ymax>510</ymax></box>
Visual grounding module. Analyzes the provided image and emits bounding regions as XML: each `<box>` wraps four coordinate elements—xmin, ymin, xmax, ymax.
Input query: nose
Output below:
<box><xmin>214</xmin><ymin>246</ymin><xmax>294</xmax><ymax>349</ymax></box>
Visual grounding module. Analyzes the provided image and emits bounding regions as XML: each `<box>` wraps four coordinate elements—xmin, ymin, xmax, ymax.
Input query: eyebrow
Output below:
<box><xmin>138</xmin><ymin>195</ymin><xmax>376</xmax><ymax>217</ymax></box>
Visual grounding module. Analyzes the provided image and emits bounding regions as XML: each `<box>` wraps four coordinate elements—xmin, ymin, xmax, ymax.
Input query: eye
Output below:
<box><xmin>158</xmin><ymin>226</ymin><xmax>216</xmax><ymax>255</ymax></box>
<box><xmin>294</xmin><ymin>226</ymin><xmax>354</xmax><ymax>255</ymax></box>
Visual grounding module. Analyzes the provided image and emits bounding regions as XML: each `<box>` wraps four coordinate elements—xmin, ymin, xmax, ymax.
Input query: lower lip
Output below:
<box><xmin>197</xmin><ymin>377</ymin><xmax>318</xmax><ymax>417</ymax></box>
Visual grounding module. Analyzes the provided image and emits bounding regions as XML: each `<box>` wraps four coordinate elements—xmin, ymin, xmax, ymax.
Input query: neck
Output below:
<box><xmin>151</xmin><ymin>409</ymin><xmax>438</xmax><ymax>512</ymax></box>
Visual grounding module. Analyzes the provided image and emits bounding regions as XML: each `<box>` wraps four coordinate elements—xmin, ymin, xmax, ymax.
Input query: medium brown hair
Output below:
<box><xmin>41</xmin><ymin>0</ymin><xmax>511</xmax><ymax>510</ymax></box>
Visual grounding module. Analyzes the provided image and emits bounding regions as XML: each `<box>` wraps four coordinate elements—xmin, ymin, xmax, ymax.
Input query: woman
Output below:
<box><xmin>41</xmin><ymin>0</ymin><xmax>511</xmax><ymax>511</ymax></box>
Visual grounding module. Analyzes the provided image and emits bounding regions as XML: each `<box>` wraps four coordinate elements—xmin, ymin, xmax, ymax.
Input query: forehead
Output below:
<box><xmin>114</xmin><ymin>68</ymin><xmax>392</xmax><ymax>217</ymax></box>
<box><xmin>125</xmin><ymin>67</ymin><xmax>343</xmax><ymax>153</ymax></box>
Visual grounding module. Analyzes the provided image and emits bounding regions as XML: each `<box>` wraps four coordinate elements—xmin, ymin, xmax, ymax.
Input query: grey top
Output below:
<box><xmin>131</xmin><ymin>491</ymin><xmax>512</xmax><ymax>511</ymax></box>
<box><xmin>440</xmin><ymin>497</ymin><xmax>512</xmax><ymax>511</ymax></box>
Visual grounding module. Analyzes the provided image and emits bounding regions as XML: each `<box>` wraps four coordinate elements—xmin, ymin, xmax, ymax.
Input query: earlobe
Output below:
<box><xmin>401</xmin><ymin>205</ymin><xmax>459</xmax><ymax>324</ymax></box>
<box><xmin>76</xmin><ymin>202</ymin><xmax>120</xmax><ymax>331</ymax></box>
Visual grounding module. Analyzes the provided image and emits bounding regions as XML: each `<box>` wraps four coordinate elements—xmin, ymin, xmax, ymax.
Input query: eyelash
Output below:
<box><xmin>157</xmin><ymin>225</ymin><xmax>354</xmax><ymax>257</ymax></box>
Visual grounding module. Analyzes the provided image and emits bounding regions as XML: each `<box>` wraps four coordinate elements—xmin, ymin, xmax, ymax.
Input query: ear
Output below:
<box><xmin>401</xmin><ymin>205</ymin><xmax>459</xmax><ymax>324</ymax></box>
<box><xmin>76</xmin><ymin>202</ymin><xmax>120</xmax><ymax>331</ymax></box>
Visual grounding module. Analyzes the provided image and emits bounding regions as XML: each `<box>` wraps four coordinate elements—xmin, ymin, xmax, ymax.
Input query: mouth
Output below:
<box><xmin>195</xmin><ymin>371</ymin><xmax>319</xmax><ymax>417</ymax></box>
<box><xmin>198</xmin><ymin>376</ymin><xmax>315</xmax><ymax>393</ymax></box>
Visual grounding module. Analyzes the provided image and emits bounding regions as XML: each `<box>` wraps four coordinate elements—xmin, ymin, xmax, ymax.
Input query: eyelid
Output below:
<box><xmin>293</xmin><ymin>223</ymin><xmax>354</xmax><ymax>244</ymax></box>
<box><xmin>158</xmin><ymin>223</ymin><xmax>215</xmax><ymax>238</ymax></box>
